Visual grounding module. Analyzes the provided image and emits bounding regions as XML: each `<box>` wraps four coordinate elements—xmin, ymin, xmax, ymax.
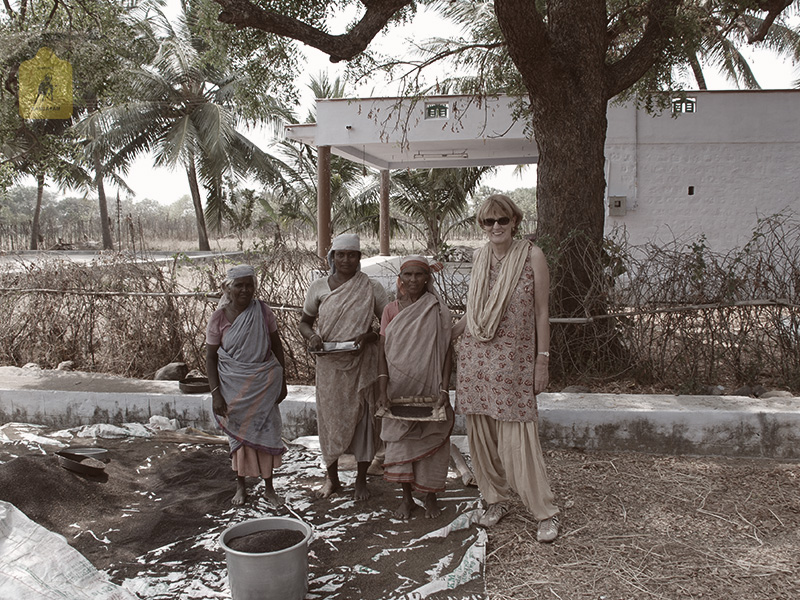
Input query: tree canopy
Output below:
<box><xmin>207</xmin><ymin>0</ymin><xmax>799</xmax><ymax>376</ymax></box>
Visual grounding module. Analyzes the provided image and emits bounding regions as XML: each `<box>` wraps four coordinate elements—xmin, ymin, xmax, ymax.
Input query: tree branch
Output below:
<box><xmin>212</xmin><ymin>0</ymin><xmax>412</xmax><ymax>62</ymax></box>
<box><xmin>747</xmin><ymin>0</ymin><xmax>793</xmax><ymax>43</ymax></box>
<box><xmin>493</xmin><ymin>0</ymin><xmax>550</xmax><ymax>84</ymax></box>
<box><xmin>604</xmin><ymin>0</ymin><xmax>681</xmax><ymax>100</ymax></box>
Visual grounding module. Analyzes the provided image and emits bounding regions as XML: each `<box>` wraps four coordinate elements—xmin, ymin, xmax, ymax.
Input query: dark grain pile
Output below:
<box><xmin>226</xmin><ymin>529</ymin><xmax>306</xmax><ymax>553</ymax></box>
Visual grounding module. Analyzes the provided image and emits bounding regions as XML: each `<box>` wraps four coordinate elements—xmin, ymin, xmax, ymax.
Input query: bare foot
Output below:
<box><xmin>394</xmin><ymin>498</ymin><xmax>415</xmax><ymax>520</ymax></box>
<box><xmin>424</xmin><ymin>494</ymin><xmax>441</xmax><ymax>519</ymax></box>
<box><xmin>265</xmin><ymin>490</ymin><xmax>285</xmax><ymax>507</ymax></box>
<box><xmin>354</xmin><ymin>478</ymin><xmax>370</xmax><ymax>501</ymax></box>
<box><xmin>461</xmin><ymin>472</ymin><xmax>477</xmax><ymax>487</ymax></box>
<box><xmin>232</xmin><ymin>484</ymin><xmax>247</xmax><ymax>506</ymax></box>
<box><xmin>316</xmin><ymin>478</ymin><xmax>341</xmax><ymax>499</ymax></box>
<box><xmin>367</xmin><ymin>456</ymin><xmax>384</xmax><ymax>476</ymax></box>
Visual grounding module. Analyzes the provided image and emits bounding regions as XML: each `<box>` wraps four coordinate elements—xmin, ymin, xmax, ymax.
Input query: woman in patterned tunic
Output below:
<box><xmin>453</xmin><ymin>194</ymin><xmax>560</xmax><ymax>543</ymax></box>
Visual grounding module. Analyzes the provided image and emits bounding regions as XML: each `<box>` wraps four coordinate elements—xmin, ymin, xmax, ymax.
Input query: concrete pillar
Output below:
<box><xmin>379</xmin><ymin>169</ymin><xmax>390</xmax><ymax>255</ymax></box>
<box><xmin>317</xmin><ymin>145</ymin><xmax>331</xmax><ymax>258</ymax></box>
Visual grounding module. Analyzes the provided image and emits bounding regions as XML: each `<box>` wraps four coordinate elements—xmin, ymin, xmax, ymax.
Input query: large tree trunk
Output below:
<box><xmin>497</xmin><ymin>0</ymin><xmax>625</xmax><ymax>377</ymax></box>
<box><xmin>187</xmin><ymin>159</ymin><xmax>211</xmax><ymax>251</ymax></box>
<box><xmin>533</xmin><ymin>94</ymin><xmax>608</xmax><ymax>318</ymax></box>
<box><xmin>498</xmin><ymin>0</ymin><xmax>609</xmax><ymax>317</ymax></box>
<box><xmin>30</xmin><ymin>172</ymin><xmax>44</xmax><ymax>250</ymax></box>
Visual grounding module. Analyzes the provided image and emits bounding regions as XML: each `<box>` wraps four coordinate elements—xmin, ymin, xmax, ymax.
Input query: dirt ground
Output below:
<box><xmin>488</xmin><ymin>449</ymin><xmax>800</xmax><ymax>600</ymax></box>
<box><xmin>0</xmin><ymin>426</ymin><xmax>485</xmax><ymax>599</ymax></box>
<box><xmin>1</xmin><ymin>425</ymin><xmax>799</xmax><ymax>600</ymax></box>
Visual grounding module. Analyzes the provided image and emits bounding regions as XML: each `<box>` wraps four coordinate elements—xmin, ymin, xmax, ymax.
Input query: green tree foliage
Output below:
<box><xmin>206</xmin><ymin>0</ymin><xmax>798</xmax><ymax>376</ymax></box>
<box><xmin>389</xmin><ymin>167</ymin><xmax>489</xmax><ymax>256</ymax></box>
<box><xmin>79</xmin><ymin>4</ymin><xmax>289</xmax><ymax>250</ymax></box>
<box><xmin>0</xmin><ymin>0</ymin><xmax>151</xmax><ymax>249</ymax></box>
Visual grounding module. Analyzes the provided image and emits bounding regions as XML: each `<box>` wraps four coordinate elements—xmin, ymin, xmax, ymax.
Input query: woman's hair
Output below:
<box><xmin>476</xmin><ymin>194</ymin><xmax>524</xmax><ymax>235</ymax></box>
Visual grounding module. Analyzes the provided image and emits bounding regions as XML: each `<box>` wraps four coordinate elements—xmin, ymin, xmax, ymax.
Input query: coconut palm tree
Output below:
<box><xmin>275</xmin><ymin>72</ymin><xmax>380</xmax><ymax>236</ymax></box>
<box><xmin>86</xmin><ymin>6</ymin><xmax>288</xmax><ymax>250</ymax></box>
<box><xmin>680</xmin><ymin>8</ymin><xmax>800</xmax><ymax>90</ymax></box>
<box><xmin>389</xmin><ymin>167</ymin><xmax>490</xmax><ymax>256</ymax></box>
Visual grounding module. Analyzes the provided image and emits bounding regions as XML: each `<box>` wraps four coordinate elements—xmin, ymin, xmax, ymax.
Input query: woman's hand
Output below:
<box><xmin>451</xmin><ymin>316</ymin><xmax>466</xmax><ymax>339</ymax></box>
<box><xmin>307</xmin><ymin>332</ymin><xmax>323</xmax><ymax>352</ymax></box>
<box><xmin>353</xmin><ymin>331</ymin><xmax>375</xmax><ymax>354</ymax></box>
<box><xmin>212</xmin><ymin>390</ymin><xmax>228</xmax><ymax>418</ymax></box>
<box><xmin>534</xmin><ymin>356</ymin><xmax>549</xmax><ymax>394</ymax></box>
<box><xmin>378</xmin><ymin>388</ymin><xmax>391</xmax><ymax>412</ymax></box>
<box><xmin>436</xmin><ymin>388</ymin><xmax>450</xmax><ymax>409</ymax></box>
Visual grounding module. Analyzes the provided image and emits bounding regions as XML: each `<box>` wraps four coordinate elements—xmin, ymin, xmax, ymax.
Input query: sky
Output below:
<box><xmin>72</xmin><ymin>5</ymin><xmax>800</xmax><ymax>204</ymax></box>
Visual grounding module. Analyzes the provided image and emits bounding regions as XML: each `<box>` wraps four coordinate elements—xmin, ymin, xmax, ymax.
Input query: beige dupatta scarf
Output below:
<box><xmin>466</xmin><ymin>239</ymin><xmax>530</xmax><ymax>342</ymax></box>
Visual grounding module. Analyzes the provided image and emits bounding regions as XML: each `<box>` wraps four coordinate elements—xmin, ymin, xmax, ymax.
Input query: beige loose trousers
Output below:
<box><xmin>466</xmin><ymin>414</ymin><xmax>559</xmax><ymax>521</ymax></box>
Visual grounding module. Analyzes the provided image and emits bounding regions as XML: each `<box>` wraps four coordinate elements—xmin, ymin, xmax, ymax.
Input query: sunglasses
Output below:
<box><xmin>482</xmin><ymin>216</ymin><xmax>511</xmax><ymax>227</ymax></box>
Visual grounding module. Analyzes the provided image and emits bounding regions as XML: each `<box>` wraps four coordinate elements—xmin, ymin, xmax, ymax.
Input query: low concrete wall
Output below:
<box><xmin>1</xmin><ymin>373</ymin><xmax>798</xmax><ymax>459</ymax></box>
<box><xmin>538</xmin><ymin>393</ymin><xmax>800</xmax><ymax>459</ymax></box>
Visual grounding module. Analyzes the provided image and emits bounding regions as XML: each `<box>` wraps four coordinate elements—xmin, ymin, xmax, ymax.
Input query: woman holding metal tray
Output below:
<box><xmin>376</xmin><ymin>255</ymin><xmax>455</xmax><ymax>520</ymax></box>
<box><xmin>298</xmin><ymin>234</ymin><xmax>389</xmax><ymax>501</ymax></box>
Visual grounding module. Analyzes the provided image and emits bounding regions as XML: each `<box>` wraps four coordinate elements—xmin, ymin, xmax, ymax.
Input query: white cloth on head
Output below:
<box><xmin>219</xmin><ymin>264</ymin><xmax>258</xmax><ymax>308</ymax></box>
<box><xmin>327</xmin><ymin>234</ymin><xmax>362</xmax><ymax>275</ymax></box>
<box><xmin>227</xmin><ymin>264</ymin><xmax>255</xmax><ymax>281</ymax></box>
<box><xmin>331</xmin><ymin>233</ymin><xmax>360</xmax><ymax>252</ymax></box>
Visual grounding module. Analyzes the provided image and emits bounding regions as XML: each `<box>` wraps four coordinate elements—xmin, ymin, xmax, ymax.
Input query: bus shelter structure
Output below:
<box><xmin>284</xmin><ymin>94</ymin><xmax>538</xmax><ymax>257</ymax></box>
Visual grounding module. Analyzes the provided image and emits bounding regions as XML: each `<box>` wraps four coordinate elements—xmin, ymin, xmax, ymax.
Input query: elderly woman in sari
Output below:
<box><xmin>453</xmin><ymin>194</ymin><xmax>560</xmax><ymax>543</ymax></box>
<box><xmin>298</xmin><ymin>234</ymin><xmax>389</xmax><ymax>500</ymax></box>
<box><xmin>206</xmin><ymin>265</ymin><xmax>288</xmax><ymax>507</ymax></box>
<box><xmin>377</xmin><ymin>256</ymin><xmax>454</xmax><ymax>520</ymax></box>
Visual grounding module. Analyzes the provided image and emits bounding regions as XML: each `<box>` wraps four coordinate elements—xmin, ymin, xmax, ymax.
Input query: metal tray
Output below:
<box><xmin>58</xmin><ymin>447</ymin><xmax>109</xmax><ymax>463</ymax></box>
<box><xmin>55</xmin><ymin>451</ymin><xmax>107</xmax><ymax>476</ymax></box>
<box><xmin>311</xmin><ymin>341</ymin><xmax>359</xmax><ymax>355</ymax></box>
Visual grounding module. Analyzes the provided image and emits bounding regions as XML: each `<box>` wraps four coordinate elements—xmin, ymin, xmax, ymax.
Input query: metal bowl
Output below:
<box><xmin>55</xmin><ymin>451</ymin><xmax>107</xmax><ymax>476</ymax></box>
<box><xmin>179</xmin><ymin>376</ymin><xmax>211</xmax><ymax>394</ymax></box>
<box><xmin>58</xmin><ymin>447</ymin><xmax>109</xmax><ymax>463</ymax></box>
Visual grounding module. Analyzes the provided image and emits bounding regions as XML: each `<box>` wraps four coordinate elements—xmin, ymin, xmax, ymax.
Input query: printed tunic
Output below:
<box><xmin>455</xmin><ymin>247</ymin><xmax>539</xmax><ymax>422</ymax></box>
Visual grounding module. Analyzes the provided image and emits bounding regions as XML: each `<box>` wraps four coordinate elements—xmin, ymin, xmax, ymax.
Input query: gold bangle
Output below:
<box><xmin>377</xmin><ymin>374</ymin><xmax>389</xmax><ymax>379</ymax></box>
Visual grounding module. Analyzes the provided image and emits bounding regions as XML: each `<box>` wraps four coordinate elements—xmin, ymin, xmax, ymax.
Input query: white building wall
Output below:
<box><xmin>604</xmin><ymin>91</ymin><xmax>800</xmax><ymax>251</ymax></box>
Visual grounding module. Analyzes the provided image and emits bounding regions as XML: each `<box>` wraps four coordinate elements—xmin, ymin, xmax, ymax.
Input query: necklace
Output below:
<box><xmin>492</xmin><ymin>251</ymin><xmax>506</xmax><ymax>263</ymax></box>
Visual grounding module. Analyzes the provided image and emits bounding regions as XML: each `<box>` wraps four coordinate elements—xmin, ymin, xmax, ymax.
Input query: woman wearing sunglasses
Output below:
<box><xmin>453</xmin><ymin>194</ymin><xmax>560</xmax><ymax>542</ymax></box>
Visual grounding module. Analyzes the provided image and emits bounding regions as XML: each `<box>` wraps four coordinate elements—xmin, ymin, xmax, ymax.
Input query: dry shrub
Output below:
<box><xmin>0</xmin><ymin>242</ymin><xmax>324</xmax><ymax>381</ymax></box>
<box><xmin>0</xmin><ymin>254</ymin><xmax>208</xmax><ymax>377</ymax></box>
<box><xmin>609</xmin><ymin>214</ymin><xmax>800</xmax><ymax>392</ymax></box>
<box><xmin>545</xmin><ymin>213</ymin><xmax>800</xmax><ymax>392</ymax></box>
<box><xmin>0</xmin><ymin>215</ymin><xmax>797</xmax><ymax>392</ymax></box>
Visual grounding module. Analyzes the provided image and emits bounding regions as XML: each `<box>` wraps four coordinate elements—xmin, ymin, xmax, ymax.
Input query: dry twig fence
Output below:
<box><xmin>0</xmin><ymin>214</ymin><xmax>797</xmax><ymax>393</ymax></box>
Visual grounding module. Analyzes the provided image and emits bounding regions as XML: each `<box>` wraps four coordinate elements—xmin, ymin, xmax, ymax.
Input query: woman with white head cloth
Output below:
<box><xmin>298</xmin><ymin>233</ymin><xmax>389</xmax><ymax>500</ymax></box>
<box><xmin>206</xmin><ymin>264</ymin><xmax>288</xmax><ymax>506</ymax></box>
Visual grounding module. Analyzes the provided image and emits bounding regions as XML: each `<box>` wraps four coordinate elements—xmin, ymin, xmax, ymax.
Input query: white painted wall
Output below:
<box><xmin>605</xmin><ymin>90</ymin><xmax>800</xmax><ymax>251</ymax></box>
<box><xmin>292</xmin><ymin>91</ymin><xmax>800</xmax><ymax>253</ymax></box>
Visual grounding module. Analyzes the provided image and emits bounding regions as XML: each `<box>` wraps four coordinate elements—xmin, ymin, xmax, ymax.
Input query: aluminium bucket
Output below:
<box><xmin>219</xmin><ymin>516</ymin><xmax>313</xmax><ymax>600</ymax></box>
